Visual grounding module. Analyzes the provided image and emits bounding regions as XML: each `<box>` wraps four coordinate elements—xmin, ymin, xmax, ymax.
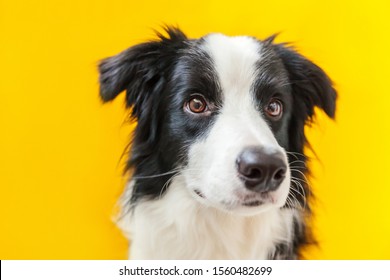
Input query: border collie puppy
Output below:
<box><xmin>98</xmin><ymin>27</ymin><xmax>336</xmax><ymax>259</ymax></box>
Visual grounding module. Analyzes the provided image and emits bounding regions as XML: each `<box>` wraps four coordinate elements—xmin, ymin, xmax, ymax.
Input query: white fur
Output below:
<box><xmin>119</xmin><ymin>178</ymin><xmax>297</xmax><ymax>259</ymax></box>
<box><xmin>118</xmin><ymin>34</ymin><xmax>295</xmax><ymax>259</ymax></box>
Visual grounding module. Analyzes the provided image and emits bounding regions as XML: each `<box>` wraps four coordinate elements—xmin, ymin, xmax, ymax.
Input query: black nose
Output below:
<box><xmin>236</xmin><ymin>146</ymin><xmax>287</xmax><ymax>193</ymax></box>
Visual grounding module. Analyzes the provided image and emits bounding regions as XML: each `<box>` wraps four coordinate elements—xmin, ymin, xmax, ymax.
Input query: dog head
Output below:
<box><xmin>99</xmin><ymin>27</ymin><xmax>336</xmax><ymax>216</ymax></box>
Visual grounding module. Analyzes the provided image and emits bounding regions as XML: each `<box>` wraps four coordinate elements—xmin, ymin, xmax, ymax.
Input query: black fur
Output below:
<box><xmin>99</xmin><ymin>28</ymin><xmax>221</xmax><ymax>203</ymax></box>
<box><xmin>98</xmin><ymin>27</ymin><xmax>336</xmax><ymax>258</ymax></box>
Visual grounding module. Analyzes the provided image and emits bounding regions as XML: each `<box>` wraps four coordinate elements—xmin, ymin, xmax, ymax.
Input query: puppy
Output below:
<box><xmin>98</xmin><ymin>27</ymin><xmax>336</xmax><ymax>259</ymax></box>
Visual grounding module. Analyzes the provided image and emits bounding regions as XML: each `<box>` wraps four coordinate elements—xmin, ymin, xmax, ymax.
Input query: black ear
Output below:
<box><xmin>273</xmin><ymin>43</ymin><xmax>337</xmax><ymax>119</ymax></box>
<box><xmin>98</xmin><ymin>27</ymin><xmax>187</xmax><ymax>118</ymax></box>
<box><xmin>272</xmin><ymin>42</ymin><xmax>337</xmax><ymax>169</ymax></box>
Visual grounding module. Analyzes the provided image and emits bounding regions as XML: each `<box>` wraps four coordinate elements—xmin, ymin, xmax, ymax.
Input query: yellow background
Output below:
<box><xmin>1</xmin><ymin>0</ymin><xmax>389</xmax><ymax>259</ymax></box>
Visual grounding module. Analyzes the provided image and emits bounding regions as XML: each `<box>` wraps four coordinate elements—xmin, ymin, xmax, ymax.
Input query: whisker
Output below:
<box><xmin>290</xmin><ymin>169</ymin><xmax>310</xmax><ymax>183</ymax></box>
<box><xmin>131</xmin><ymin>167</ymin><xmax>205</xmax><ymax>180</ymax></box>
<box><xmin>291</xmin><ymin>173</ymin><xmax>312</xmax><ymax>203</ymax></box>
<box><xmin>287</xmin><ymin>189</ymin><xmax>304</xmax><ymax>210</ymax></box>
<box><xmin>132</xmin><ymin>170</ymin><xmax>180</xmax><ymax>179</ymax></box>
<box><xmin>290</xmin><ymin>179</ymin><xmax>307</xmax><ymax>210</ymax></box>
<box><xmin>289</xmin><ymin>160</ymin><xmax>307</xmax><ymax>166</ymax></box>
<box><xmin>286</xmin><ymin>151</ymin><xmax>307</xmax><ymax>157</ymax></box>
<box><xmin>158</xmin><ymin>173</ymin><xmax>181</xmax><ymax>199</ymax></box>
<box><xmin>290</xmin><ymin>176</ymin><xmax>307</xmax><ymax>183</ymax></box>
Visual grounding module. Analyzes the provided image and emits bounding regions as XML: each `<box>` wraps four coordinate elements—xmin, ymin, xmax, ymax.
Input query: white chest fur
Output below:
<box><xmin>118</xmin><ymin>178</ymin><xmax>296</xmax><ymax>259</ymax></box>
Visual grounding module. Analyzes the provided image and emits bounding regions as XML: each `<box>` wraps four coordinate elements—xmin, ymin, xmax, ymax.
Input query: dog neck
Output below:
<box><xmin>118</xmin><ymin>177</ymin><xmax>299</xmax><ymax>259</ymax></box>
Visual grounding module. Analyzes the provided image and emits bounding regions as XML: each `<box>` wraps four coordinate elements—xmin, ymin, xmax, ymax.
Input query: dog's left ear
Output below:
<box><xmin>98</xmin><ymin>27</ymin><xmax>188</xmax><ymax>165</ymax></box>
<box><xmin>273</xmin><ymin>43</ymin><xmax>337</xmax><ymax>119</ymax></box>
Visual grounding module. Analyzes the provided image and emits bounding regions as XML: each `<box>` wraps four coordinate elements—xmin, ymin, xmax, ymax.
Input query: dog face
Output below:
<box><xmin>99</xmin><ymin>28</ymin><xmax>336</xmax><ymax>215</ymax></box>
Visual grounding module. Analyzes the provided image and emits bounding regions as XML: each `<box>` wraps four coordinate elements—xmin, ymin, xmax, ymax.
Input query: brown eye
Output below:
<box><xmin>186</xmin><ymin>95</ymin><xmax>208</xmax><ymax>114</ymax></box>
<box><xmin>265</xmin><ymin>99</ymin><xmax>283</xmax><ymax>119</ymax></box>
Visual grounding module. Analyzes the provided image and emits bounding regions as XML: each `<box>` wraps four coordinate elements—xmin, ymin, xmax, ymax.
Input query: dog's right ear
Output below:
<box><xmin>98</xmin><ymin>27</ymin><xmax>187</xmax><ymax>117</ymax></box>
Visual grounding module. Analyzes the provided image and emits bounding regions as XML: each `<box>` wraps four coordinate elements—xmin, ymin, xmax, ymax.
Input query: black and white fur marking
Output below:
<box><xmin>99</xmin><ymin>27</ymin><xmax>336</xmax><ymax>259</ymax></box>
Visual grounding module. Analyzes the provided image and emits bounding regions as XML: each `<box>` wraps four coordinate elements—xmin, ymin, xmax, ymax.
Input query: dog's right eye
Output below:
<box><xmin>185</xmin><ymin>95</ymin><xmax>210</xmax><ymax>115</ymax></box>
<box><xmin>265</xmin><ymin>98</ymin><xmax>283</xmax><ymax>120</ymax></box>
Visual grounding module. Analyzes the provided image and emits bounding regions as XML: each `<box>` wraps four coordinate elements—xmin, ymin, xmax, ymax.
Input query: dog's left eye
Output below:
<box><xmin>265</xmin><ymin>99</ymin><xmax>283</xmax><ymax>120</ymax></box>
<box><xmin>185</xmin><ymin>94</ymin><xmax>210</xmax><ymax>115</ymax></box>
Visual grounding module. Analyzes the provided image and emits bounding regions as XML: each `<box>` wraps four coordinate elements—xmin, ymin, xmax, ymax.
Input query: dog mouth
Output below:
<box><xmin>242</xmin><ymin>200</ymin><xmax>264</xmax><ymax>207</ymax></box>
<box><xmin>194</xmin><ymin>189</ymin><xmax>267</xmax><ymax>208</ymax></box>
<box><xmin>194</xmin><ymin>189</ymin><xmax>205</xmax><ymax>198</ymax></box>
<box><xmin>236</xmin><ymin>191</ymin><xmax>272</xmax><ymax>207</ymax></box>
